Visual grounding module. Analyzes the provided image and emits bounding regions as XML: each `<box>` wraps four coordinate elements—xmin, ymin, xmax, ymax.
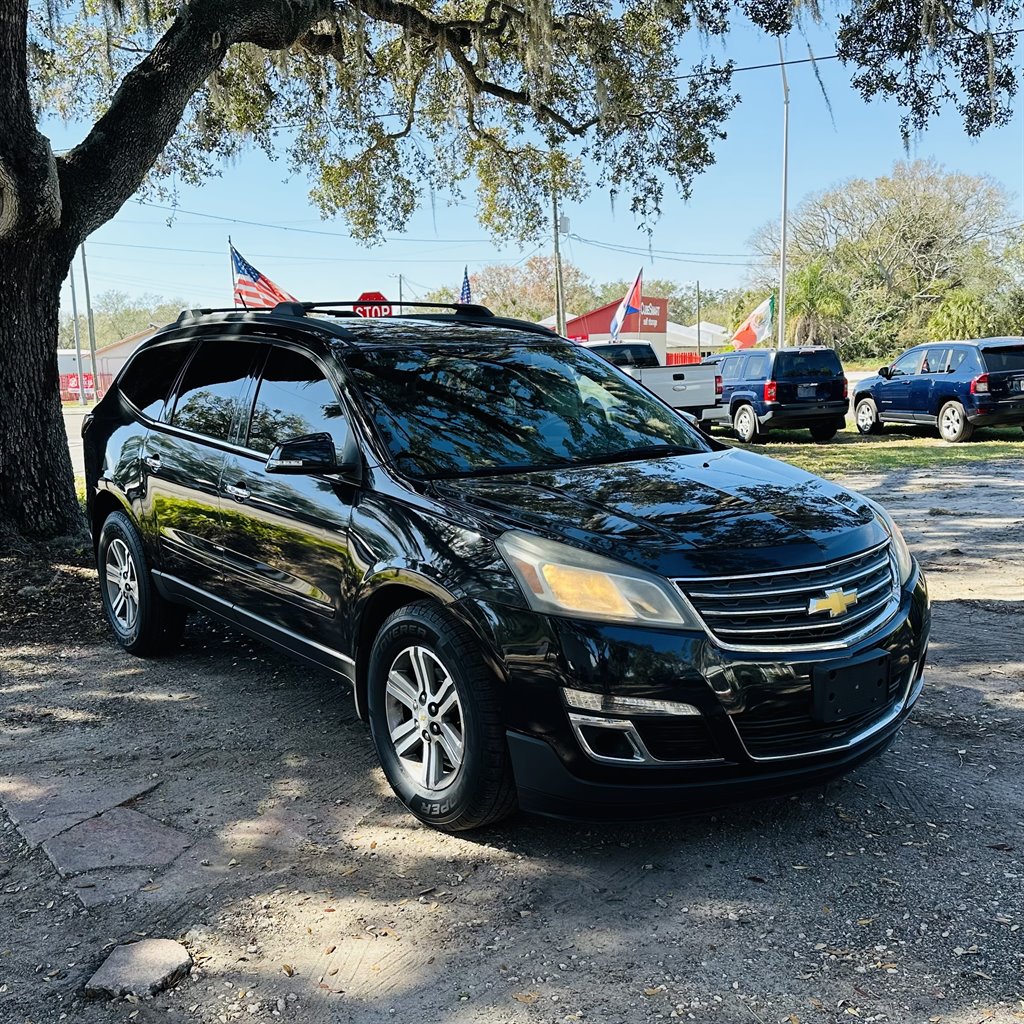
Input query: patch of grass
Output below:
<box><xmin>741</xmin><ymin>422</ymin><xmax>1024</xmax><ymax>477</ymax></box>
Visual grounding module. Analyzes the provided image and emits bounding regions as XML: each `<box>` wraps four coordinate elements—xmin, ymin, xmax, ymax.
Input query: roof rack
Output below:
<box><xmin>176</xmin><ymin>307</ymin><xmax>241</xmax><ymax>323</ymax></box>
<box><xmin>271</xmin><ymin>300</ymin><xmax>495</xmax><ymax>318</ymax></box>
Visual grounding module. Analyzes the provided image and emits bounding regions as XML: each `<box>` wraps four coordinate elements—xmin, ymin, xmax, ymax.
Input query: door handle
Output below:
<box><xmin>224</xmin><ymin>483</ymin><xmax>250</xmax><ymax>502</ymax></box>
<box><xmin>142</xmin><ymin>454</ymin><xmax>161</xmax><ymax>472</ymax></box>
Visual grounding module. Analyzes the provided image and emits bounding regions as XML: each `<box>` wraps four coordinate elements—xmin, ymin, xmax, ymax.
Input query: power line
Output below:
<box><xmin>569</xmin><ymin>234</ymin><xmax>757</xmax><ymax>266</ymax></box>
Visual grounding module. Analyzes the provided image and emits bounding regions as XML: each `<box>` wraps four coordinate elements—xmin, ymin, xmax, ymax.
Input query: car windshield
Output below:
<box><xmin>775</xmin><ymin>351</ymin><xmax>844</xmax><ymax>378</ymax></box>
<box><xmin>344</xmin><ymin>342</ymin><xmax>709</xmax><ymax>478</ymax></box>
<box><xmin>981</xmin><ymin>345</ymin><xmax>1024</xmax><ymax>372</ymax></box>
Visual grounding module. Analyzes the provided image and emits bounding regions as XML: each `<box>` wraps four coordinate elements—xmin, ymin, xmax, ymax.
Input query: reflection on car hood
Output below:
<box><xmin>431</xmin><ymin>447</ymin><xmax>884</xmax><ymax>578</ymax></box>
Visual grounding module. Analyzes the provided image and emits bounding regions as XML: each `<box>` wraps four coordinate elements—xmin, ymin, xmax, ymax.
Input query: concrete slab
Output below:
<box><xmin>42</xmin><ymin>806</ymin><xmax>191</xmax><ymax>877</ymax></box>
<box><xmin>0</xmin><ymin>773</ymin><xmax>160</xmax><ymax>847</ymax></box>
<box><xmin>69</xmin><ymin>868</ymin><xmax>155</xmax><ymax>908</ymax></box>
<box><xmin>85</xmin><ymin>939</ymin><xmax>192</xmax><ymax>999</ymax></box>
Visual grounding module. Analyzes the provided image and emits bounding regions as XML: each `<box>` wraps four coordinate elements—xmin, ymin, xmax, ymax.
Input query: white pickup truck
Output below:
<box><xmin>583</xmin><ymin>342</ymin><xmax>724</xmax><ymax>424</ymax></box>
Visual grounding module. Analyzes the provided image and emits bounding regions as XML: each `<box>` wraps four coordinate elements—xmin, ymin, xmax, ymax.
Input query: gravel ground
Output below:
<box><xmin>0</xmin><ymin>460</ymin><xmax>1022</xmax><ymax>1024</ymax></box>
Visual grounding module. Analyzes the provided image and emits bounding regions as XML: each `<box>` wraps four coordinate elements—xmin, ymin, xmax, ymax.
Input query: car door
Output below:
<box><xmin>218</xmin><ymin>343</ymin><xmax>356</xmax><ymax>667</ymax></box>
<box><xmin>143</xmin><ymin>338</ymin><xmax>262</xmax><ymax>603</ymax></box>
<box><xmin>877</xmin><ymin>349</ymin><xmax>923</xmax><ymax>419</ymax></box>
<box><xmin>718</xmin><ymin>355</ymin><xmax>742</xmax><ymax>408</ymax></box>
<box><xmin>909</xmin><ymin>345</ymin><xmax>951</xmax><ymax>419</ymax></box>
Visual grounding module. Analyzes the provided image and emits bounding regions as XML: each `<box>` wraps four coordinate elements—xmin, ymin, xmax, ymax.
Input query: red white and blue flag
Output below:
<box><xmin>232</xmin><ymin>244</ymin><xmax>295</xmax><ymax>308</ymax></box>
<box><xmin>459</xmin><ymin>266</ymin><xmax>472</xmax><ymax>304</ymax></box>
<box><xmin>610</xmin><ymin>268</ymin><xmax>642</xmax><ymax>340</ymax></box>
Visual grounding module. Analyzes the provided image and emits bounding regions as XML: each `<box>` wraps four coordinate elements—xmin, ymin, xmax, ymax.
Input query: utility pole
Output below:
<box><xmin>80</xmin><ymin>242</ymin><xmax>100</xmax><ymax>401</ymax></box>
<box><xmin>68</xmin><ymin>268</ymin><xmax>87</xmax><ymax>407</ymax></box>
<box><xmin>552</xmin><ymin>190</ymin><xmax>566</xmax><ymax>336</ymax></box>
<box><xmin>777</xmin><ymin>36</ymin><xmax>790</xmax><ymax>349</ymax></box>
<box><xmin>696</xmin><ymin>280</ymin><xmax>702</xmax><ymax>357</ymax></box>
<box><xmin>398</xmin><ymin>274</ymin><xmax>403</xmax><ymax>315</ymax></box>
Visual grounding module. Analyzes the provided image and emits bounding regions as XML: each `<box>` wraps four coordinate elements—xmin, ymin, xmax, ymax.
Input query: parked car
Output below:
<box><xmin>853</xmin><ymin>338</ymin><xmax>1024</xmax><ymax>443</ymax></box>
<box><xmin>84</xmin><ymin>302</ymin><xmax>929</xmax><ymax>832</ymax></box>
<box><xmin>701</xmin><ymin>347</ymin><xmax>849</xmax><ymax>443</ymax></box>
<box><xmin>583</xmin><ymin>341</ymin><xmax>723</xmax><ymax>424</ymax></box>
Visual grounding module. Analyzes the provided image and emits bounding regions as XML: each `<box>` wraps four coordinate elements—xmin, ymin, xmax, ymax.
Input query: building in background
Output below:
<box><xmin>56</xmin><ymin>327</ymin><xmax>156</xmax><ymax>401</ymax></box>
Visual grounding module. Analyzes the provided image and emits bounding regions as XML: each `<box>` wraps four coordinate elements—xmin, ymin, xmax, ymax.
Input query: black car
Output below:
<box><xmin>702</xmin><ymin>346</ymin><xmax>849</xmax><ymax>442</ymax></box>
<box><xmin>83</xmin><ymin>302</ymin><xmax>929</xmax><ymax>832</ymax></box>
<box><xmin>853</xmin><ymin>338</ymin><xmax>1024</xmax><ymax>443</ymax></box>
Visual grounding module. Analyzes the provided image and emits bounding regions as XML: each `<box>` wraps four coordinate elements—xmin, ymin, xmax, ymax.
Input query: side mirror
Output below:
<box><xmin>877</xmin><ymin>365</ymin><xmax>891</xmax><ymax>379</ymax></box>
<box><xmin>266</xmin><ymin>432</ymin><xmax>338</xmax><ymax>474</ymax></box>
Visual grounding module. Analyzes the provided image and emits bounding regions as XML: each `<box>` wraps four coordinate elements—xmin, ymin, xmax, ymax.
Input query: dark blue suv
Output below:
<box><xmin>703</xmin><ymin>347</ymin><xmax>849</xmax><ymax>443</ymax></box>
<box><xmin>854</xmin><ymin>338</ymin><xmax>1024</xmax><ymax>443</ymax></box>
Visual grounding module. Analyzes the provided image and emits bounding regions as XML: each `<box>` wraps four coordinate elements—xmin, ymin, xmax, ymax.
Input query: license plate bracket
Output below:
<box><xmin>797</xmin><ymin>383</ymin><xmax>817</xmax><ymax>399</ymax></box>
<box><xmin>812</xmin><ymin>651</ymin><xmax>891</xmax><ymax>723</ymax></box>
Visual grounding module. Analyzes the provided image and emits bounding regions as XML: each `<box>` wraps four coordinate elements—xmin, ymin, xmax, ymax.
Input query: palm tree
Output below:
<box><xmin>786</xmin><ymin>262</ymin><xmax>850</xmax><ymax>347</ymax></box>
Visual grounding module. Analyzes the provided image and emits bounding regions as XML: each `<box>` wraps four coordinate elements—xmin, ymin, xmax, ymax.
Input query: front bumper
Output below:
<box><xmin>494</xmin><ymin>569</ymin><xmax>930</xmax><ymax>821</ymax></box>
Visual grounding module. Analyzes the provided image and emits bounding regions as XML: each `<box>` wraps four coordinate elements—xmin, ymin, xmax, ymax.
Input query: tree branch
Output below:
<box><xmin>57</xmin><ymin>0</ymin><xmax>335</xmax><ymax>242</ymax></box>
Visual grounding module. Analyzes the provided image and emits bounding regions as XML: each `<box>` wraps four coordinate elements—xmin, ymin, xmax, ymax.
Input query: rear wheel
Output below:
<box><xmin>937</xmin><ymin>401</ymin><xmax>974</xmax><ymax>443</ymax></box>
<box><xmin>732</xmin><ymin>404</ymin><xmax>760</xmax><ymax>444</ymax></box>
<box><xmin>367</xmin><ymin>601</ymin><xmax>517</xmax><ymax>832</ymax></box>
<box><xmin>855</xmin><ymin>397</ymin><xmax>883</xmax><ymax>435</ymax></box>
<box><xmin>809</xmin><ymin>422</ymin><xmax>839</xmax><ymax>443</ymax></box>
<box><xmin>97</xmin><ymin>511</ymin><xmax>187</xmax><ymax>655</ymax></box>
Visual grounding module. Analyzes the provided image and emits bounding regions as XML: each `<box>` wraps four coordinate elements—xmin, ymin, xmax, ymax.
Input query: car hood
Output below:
<box><xmin>430</xmin><ymin>447</ymin><xmax>885</xmax><ymax>578</ymax></box>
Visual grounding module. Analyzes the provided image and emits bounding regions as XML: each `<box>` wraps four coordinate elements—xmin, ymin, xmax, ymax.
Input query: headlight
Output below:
<box><xmin>495</xmin><ymin>530</ymin><xmax>701</xmax><ymax>628</ymax></box>
<box><xmin>862</xmin><ymin>497</ymin><xmax>914</xmax><ymax>584</ymax></box>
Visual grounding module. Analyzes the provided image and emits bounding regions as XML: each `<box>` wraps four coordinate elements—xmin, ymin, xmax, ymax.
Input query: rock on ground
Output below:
<box><xmin>84</xmin><ymin>939</ymin><xmax>192</xmax><ymax>1000</ymax></box>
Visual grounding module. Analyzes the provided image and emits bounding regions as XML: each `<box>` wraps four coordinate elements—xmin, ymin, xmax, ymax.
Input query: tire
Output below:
<box><xmin>732</xmin><ymin>404</ymin><xmax>760</xmax><ymax>444</ymax></box>
<box><xmin>855</xmin><ymin>397</ymin><xmax>883</xmax><ymax>435</ymax></box>
<box><xmin>97</xmin><ymin>510</ymin><xmax>187</xmax><ymax>655</ymax></box>
<box><xmin>367</xmin><ymin>601</ymin><xmax>517</xmax><ymax>832</ymax></box>
<box><xmin>937</xmin><ymin>401</ymin><xmax>974</xmax><ymax>443</ymax></box>
<box><xmin>809</xmin><ymin>423</ymin><xmax>839</xmax><ymax>443</ymax></box>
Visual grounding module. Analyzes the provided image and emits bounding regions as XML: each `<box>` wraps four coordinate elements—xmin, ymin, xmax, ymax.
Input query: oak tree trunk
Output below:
<box><xmin>0</xmin><ymin>238</ymin><xmax>83</xmax><ymax>538</ymax></box>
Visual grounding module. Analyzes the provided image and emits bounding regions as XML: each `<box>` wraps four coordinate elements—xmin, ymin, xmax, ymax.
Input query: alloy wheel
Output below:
<box><xmin>104</xmin><ymin>537</ymin><xmax>139</xmax><ymax>631</ymax></box>
<box><xmin>384</xmin><ymin>645</ymin><xmax>465</xmax><ymax>791</ymax></box>
<box><xmin>856</xmin><ymin>402</ymin><xmax>875</xmax><ymax>432</ymax></box>
<box><xmin>940</xmin><ymin>404</ymin><xmax>962</xmax><ymax>439</ymax></box>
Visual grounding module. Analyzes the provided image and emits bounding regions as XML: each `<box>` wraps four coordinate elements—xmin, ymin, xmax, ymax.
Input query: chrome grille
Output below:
<box><xmin>674</xmin><ymin>541</ymin><xmax>898</xmax><ymax>652</ymax></box>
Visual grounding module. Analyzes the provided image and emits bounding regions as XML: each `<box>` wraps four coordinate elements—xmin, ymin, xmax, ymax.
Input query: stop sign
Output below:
<box><xmin>354</xmin><ymin>291</ymin><xmax>392</xmax><ymax>317</ymax></box>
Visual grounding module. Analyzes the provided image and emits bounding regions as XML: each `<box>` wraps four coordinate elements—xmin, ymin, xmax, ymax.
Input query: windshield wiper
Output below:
<box><xmin>425</xmin><ymin>459</ymin><xmax>574</xmax><ymax>480</ymax></box>
<box><xmin>572</xmin><ymin>444</ymin><xmax>702</xmax><ymax>467</ymax></box>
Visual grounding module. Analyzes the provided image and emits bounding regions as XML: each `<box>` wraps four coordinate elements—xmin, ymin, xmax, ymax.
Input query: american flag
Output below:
<box><xmin>231</xmin><ymin>245</ymin><xmax>296</xmax><ymax>308</ymax></box>
<box><xmin>459</xmin><ymin>266</ymin><xmax>472</xmax><ymax>304</ymax></box>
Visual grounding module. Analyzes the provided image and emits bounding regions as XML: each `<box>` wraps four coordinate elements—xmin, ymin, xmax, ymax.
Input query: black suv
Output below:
<box><xmin>84</xmin><ymin>303</ymin><xmax>929</xmax><ymax>832</ymax></box>
<box><xmin>702</xmin><ymin>347</ymin><xmax>849</xmax><ymax>442</ymax></box>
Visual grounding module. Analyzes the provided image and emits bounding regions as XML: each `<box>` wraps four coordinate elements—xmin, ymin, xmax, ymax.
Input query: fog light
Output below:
<box><xmin>562</xmin><ymin>687</ymin><xmax>701</xmax><ymax>717</ymax></box>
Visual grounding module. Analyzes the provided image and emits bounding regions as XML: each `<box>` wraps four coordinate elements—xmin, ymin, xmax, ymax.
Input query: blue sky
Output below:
<box><xmin>50</xmin><ymin>15</ymin><xmax>1024</xmax><ymax>314</ymax></box>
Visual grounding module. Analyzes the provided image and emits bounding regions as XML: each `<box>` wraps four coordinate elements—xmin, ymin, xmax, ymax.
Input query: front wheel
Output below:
<box><xmin>855</xmin><ymin>397</ymin><xmax>883</xmax><ymax>435</ymax></box>
<box><xmin>97</xmin><ymin>511</ymin><xmax>186</xmax><ymax>655</ymax></box>
<box><xmin>938</xmin><ymin>401</ymin><xmax>974</xmax><ymax>443</ymax></box>
<box><xmin>367</xmin><ymin>601</ymin><xmax>517</xmax><ymax>832</ymax></box>
<box><xmin>732</xmin><ymin>405</ymin><xmax>760</xmax><ymax>444</ymax></box>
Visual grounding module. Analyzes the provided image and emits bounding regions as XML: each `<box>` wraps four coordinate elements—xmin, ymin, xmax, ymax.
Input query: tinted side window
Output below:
<box><xmin>170</xmin><ymin>341</ymin><xmax>257</xmax><ymax>442</ymax></box>
<box><xmin>721</xmin><ymin>357</ymin><xmax>742</xmax><ymax>381</ymax></box>
<box><xmin>890</xmin><ymin>351</ymin><xmax>923</xmax><ymax>377</ymax></box>
<box><xmin>743</xmin><ymin>353</ymin><xmax>769</xmax><ymax>380</ymax></box>
<box><xmin>949</xmin><ymin>347</ymin><xmax>982</xmax><ymax>374</ymax></box>
<box><xmin>921</xmin><ymin>347</ymin><xmax>951</xmax><ymax>374</ymax></box>
<box><xmin>246</xmin><ymin>347</ymin><xmax>347</xmax><ymax>456</ymax></box>
<box><xmin>118</xmin><ymin>341</ymin><xmax>194</xmax><ymax>420</ymax></box>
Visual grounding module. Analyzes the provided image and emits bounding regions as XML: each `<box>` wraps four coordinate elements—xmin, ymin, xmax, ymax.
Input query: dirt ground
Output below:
<box><xmin>1</xmin><ymin>459</ymin><xmax>1022</xmax><ymax>1024</ymax></box>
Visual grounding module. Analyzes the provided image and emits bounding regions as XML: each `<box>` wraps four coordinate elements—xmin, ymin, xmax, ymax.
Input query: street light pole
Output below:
<box><xmin>552</xmin><ymin>189</ymin><xmax>567</xmax><ymax>336</ymax></box>
<box><xmin>777</xmin><ymin>36</ymin><xmax>790</xmax><ymax>349</ymax></box>
<box><xmin>68</xmin><ymin>268</ymin><xmax>87</xmax><ymax>407</ymax></box>
<box><xmin>80</xmin><ymin>242</ymin><xmax>100</xmax><ymax>401</ymax></box>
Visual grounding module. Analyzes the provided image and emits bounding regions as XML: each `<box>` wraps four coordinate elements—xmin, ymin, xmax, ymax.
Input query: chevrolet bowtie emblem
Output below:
<box><xmin>808</xmin><ymin>587</ymin><xmax>859</xmax><ymax>618</ymax></box>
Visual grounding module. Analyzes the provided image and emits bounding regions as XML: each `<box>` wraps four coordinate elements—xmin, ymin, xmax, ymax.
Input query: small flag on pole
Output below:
<box><xmin>732</xmin><ymin>295</ymin><xmax>775</xmax><ymax>348</ymax></box>
<box><xmin>459</xmin><ymin>267</ymin><xmax>472</xmax><ymax>304</ymax></box>
<box><xmin>610</xmin><ymin>269</ymin><xmax>643</xmax><ymax>340</ymax></box>
<box><xmin>231</xmin><ymin>244</ymin><xmax>296</xmax><ymax>308</ymax></box>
